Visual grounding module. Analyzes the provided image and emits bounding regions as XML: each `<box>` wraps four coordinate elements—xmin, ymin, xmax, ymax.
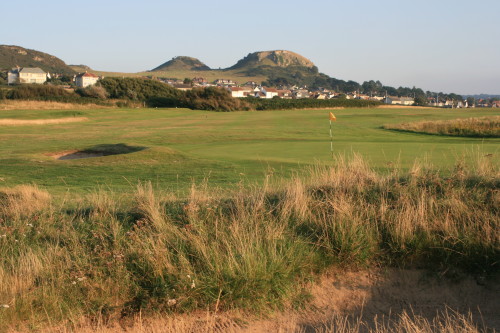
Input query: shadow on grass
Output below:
<box><xmin>58</xmin><ymin>143</ymin><xmax>147</xmax><ymax>160</ymax></box>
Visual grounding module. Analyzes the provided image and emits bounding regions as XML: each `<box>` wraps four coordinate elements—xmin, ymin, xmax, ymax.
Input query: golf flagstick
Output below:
<box><xmin>329</xmin><ymin>112</ymin><xmax>336</xmax><ymax>158</ymax></box>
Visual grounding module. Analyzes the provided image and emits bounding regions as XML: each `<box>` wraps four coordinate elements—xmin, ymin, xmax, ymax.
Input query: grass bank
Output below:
<box><xmin>0</xmin><ymin>154</ymin><xmax>498</xmax><ymax>331</ymax></box>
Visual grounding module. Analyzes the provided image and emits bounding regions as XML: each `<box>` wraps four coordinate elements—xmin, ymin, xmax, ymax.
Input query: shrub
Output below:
<box><xmin>76</xmin><ymin>85</ymin><xmax>109</xmax><ymax>99</ymax></box>
<box><xmin>7</xmin><ymin>84</ymin><xmax>74</xmax><ymax>99</ymax></box>
<box><xmin>99</xmin><ymin>77</ymin><xmax>183</xmax><ymax>101</ymax></box>
<box><xmin>147</xmin><ymin>87</ymin><xmax>252</xmax><ymax>111</ymax></box>
<box><xmin>245</xmin><ymin>97</ymin><xmax>380</xmax><ymax>110</ymax></box>
<box><xmin>184</xmin><ymin>87</ymin><xmax>251</xmax><ymax>111</ymax></box>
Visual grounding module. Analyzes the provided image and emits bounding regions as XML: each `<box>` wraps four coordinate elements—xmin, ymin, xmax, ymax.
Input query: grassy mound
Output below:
<box><xmin>383</xmin><ymin>116</ymin><xmax>500</xmax><ymax>138</ymax></box>
<box><xmin>0</xmin><ymin>154</ymin><xmax>498</xmax><ymax>330</ymax></box>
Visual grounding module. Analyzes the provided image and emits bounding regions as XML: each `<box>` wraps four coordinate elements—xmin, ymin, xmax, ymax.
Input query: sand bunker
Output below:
<box><xmin>50</xmin><ymin>150</ymin><xmax>109</xmax><ymax>160</ymax></box>
<box><xmin>48</xmin><ymin>144</ymin><xmax>147</xmax><ymax>160</ymax></box>
<box><xmin>0</xmin><ymin>117</ymin><xmax>88</xmax><ymax>126</ymax></box>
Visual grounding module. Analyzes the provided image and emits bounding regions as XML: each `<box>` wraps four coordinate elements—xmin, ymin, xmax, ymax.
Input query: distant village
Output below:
<box><xmin>6</xmin><ymin>67</ymin><xmax>500</xmax><ymax>108</ymax></box>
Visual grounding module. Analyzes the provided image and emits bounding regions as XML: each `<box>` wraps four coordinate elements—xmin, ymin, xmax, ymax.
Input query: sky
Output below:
<box><xmin>3</xmin><ymin>0</ymin><xmax>500</xmax><ymax>95</ymax></box>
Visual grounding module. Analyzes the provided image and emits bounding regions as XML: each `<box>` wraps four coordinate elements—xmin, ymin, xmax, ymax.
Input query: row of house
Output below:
<box><xmin>6</xmin><ymin>67</ymin><xmax>100</xmax><ymax>87</ymax></box>
<box><xmin>6</xmin><ymin>69</ymin><xmax>499</xmax><ymax>108</ymax></box>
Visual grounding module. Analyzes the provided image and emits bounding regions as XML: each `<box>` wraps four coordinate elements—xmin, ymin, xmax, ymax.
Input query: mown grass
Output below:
<box><xmin>0</xmin><ymin>107</ymin><xmax>498</xmax><ymax>197</ymax></box>
<box><xmin>0</xmin><ymin>154</ymin><xmax>498</xmax><ymax>331</ymax></box>
<box><xmin>383</xmin><ymin>116</ymin><xmax>500</xmax><ymax>138</ymax></box>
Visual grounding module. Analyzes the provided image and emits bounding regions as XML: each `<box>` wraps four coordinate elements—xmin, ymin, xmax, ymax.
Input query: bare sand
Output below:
<box><xmin>31</xmin><ymin>268</ymin><xmax>499</xmax><ymax>332</ymax></box>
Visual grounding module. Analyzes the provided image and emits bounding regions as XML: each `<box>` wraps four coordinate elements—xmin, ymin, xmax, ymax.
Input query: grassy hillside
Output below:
<box><xmin>89</xmin><ymin>68</ymin><xmax>268</xmax><ymax>85</ymax></box>
<box><xmin>0</xmin><ymin>45</ymin><xmax>75</xmax><ymax>74</ymax></box>
<box><xmin>89</xmin><ymin>50</ymin><xmax>320</xmax><ymax>85</ymax></box>
<box><xmin>151</xmin><ymin>56</ymin><xmax>210</xmax><ymax>71</ymax></box>
<box><xmin>0</xmin><ymin>106</ymin><xmax>498</xmax><ymax>196</ymax></box>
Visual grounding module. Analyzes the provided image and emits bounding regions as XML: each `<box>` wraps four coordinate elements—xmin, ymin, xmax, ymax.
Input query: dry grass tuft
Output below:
<box><xmin>383</xmin><ymin>116</ymin><xmax>500</xmax><ymax>137</ymax></box>
<box><xmin>0</xmin><ymin>117</ymin><xmax>88</xmax><ymax>126</ymax></box>
<box><xmin>0</xmin><ymin>185</ymin><xmax>51</xmax><ymax>218</ymax></box>
<box><xmin>0</xmin><ymin>100</ymin><xmax>111</xmax><ymax>110</ymax></box>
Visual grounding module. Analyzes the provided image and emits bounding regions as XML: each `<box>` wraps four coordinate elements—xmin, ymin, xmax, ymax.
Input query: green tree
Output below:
<box><xmin>414</xmin><ymin>95</ymin><xmax>428</xmax><ymax>106</ymax></box>
<box><xmin>466</xmin><ymin>97</ymin><xmax>475</xmax><ymax>107</ymax></box>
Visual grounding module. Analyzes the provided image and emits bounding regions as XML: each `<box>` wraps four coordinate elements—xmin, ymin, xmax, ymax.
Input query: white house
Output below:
<box><xmin>75</xmin><ymin>72</ymin><xmax>100</xmax><ymax>88</ymax></box>
<box><xmin>261</xmin><ymin>87</ymin><xmax>279</xmax><ymax>99</ymax></box>
<box><xmin>8</xmin><ymin>67</ymin><xmax>47</xmax><ymax>84</ymax></box>
<box><xmin>384</xmin><ymin>96</ymin><xmax>414</xmax><ymax>106</ymax></box>
<box><xmin>228</xmin><ymin>86</ymin><xmax>251</xmax><ymax>98</ymax></box>
<box><xmin>293</xmin><ymin>89</ymin><xmax>310</xmax><ymax>99</ymax></box>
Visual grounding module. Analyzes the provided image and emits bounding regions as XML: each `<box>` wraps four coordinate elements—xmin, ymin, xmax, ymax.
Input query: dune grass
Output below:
<box><xmin>383</xmin><ymin>116</ymin><xmax>500</xmax><ymax>138</ymax></box>
<box><xmin>0</xmin><ymin>154</ymin><xmax>498</xmax><ymax>331</ymax></box>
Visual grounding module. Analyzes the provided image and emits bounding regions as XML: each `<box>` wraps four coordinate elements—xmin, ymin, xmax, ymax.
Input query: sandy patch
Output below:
<box><xmin>47</xmin><ymin>144</ymin><xmax>147</xmax><ymax>160</ymax></box>
<box><xmin>31</xmin><ymin>268</ymin><xmax>499</xmax><ymax>332</ymax></box>
<box><xmin>46</xmin><ymin>150</ymin><xmax>109</xmax><ymax>160</ymax></box>
<box><xmin>0</xmin><ymin>117</ymin><xmax>88</xmax><ymax>126</ymax></box>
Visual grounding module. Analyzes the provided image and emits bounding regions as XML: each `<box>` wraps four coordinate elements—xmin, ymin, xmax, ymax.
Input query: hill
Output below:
<box><xmin>228</xmin><ymin>50</ymin><xmax>315</xmax><ymax>70</ymax></box>
<box><xmin>151</xmin><ymin>56</ymin><xmax>210</xmax><ymax>71</ymax></box>
<box><xmin>69</xmin><ymin>64</ymin><xmax>92</xmax><ymax>72</ymax></box>
<box><xmin>0</xmin><ymin>45</ymin><xmax>75</xmax><ymax>74</ymax></box>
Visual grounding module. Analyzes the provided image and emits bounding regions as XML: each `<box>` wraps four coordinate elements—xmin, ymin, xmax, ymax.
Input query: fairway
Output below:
<box><xmin>0</xmin><ymin>107</ymin><xmax>498</xmax><ymax>195</ymax></box>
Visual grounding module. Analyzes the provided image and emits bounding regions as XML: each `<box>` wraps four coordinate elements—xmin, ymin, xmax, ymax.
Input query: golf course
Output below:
<box><xmin>0</xmin><ymin>104</ymin><xmax>499</xmax><ymax>332</ymax></box>
<box><xmin>0</xmin><ymin>106</ymin><xmax>498</xmax><ymax>196</ymax></box>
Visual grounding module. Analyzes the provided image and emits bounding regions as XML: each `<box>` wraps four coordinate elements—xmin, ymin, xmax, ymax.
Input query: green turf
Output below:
<box><xmin>0</xmin><ymin>107</ymin><xmax>498</xmax><ymax>196</ymax></box>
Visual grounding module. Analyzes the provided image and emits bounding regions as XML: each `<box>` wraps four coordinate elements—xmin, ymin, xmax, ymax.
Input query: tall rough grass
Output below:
<box><xmin>0</xmin><ymin>154</ymin><xmax>498</xmax><ymax>331</ymax></box>
<box><xmin>383</xmin><ymin>116</ymin><xmax>500</xmax><ymax>137</ymax></box>
<box><xmin>19</xmin><ymin>309</ymin><xmax>490</xmax><ymax>333</ymax></box>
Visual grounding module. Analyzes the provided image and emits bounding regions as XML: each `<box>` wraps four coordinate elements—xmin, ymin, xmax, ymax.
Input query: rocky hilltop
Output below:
<box><xmin>228</xmin><ymin>50</ymin><xmax>315</xmax><ymax>70</ymax></box>
<box><xmin>0</xmin><ymin>45</ymin><xmax>75</xmax><ymax>74</ymax></box>
<box><xmin>151</xmin><ymin>56</ymin><xmax>210</xmax><ymax>71</ymax></box>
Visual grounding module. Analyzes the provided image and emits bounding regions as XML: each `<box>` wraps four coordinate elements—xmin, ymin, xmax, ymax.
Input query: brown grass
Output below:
<box><xmin>0</xmin><ymin>100</ymin><xmax>111</xmax><ymax>110</ymax></box>
<box><xmin>383</xmin><ymin>116</ymin><xmax>500</xmax><ymax>137</ymax></box>
<box><xmin>0</xmin><ymin>117</ymin><xmax>88</xmax><ymax>126</ymax></box>
<box><xmin>0</xmin><ymin>185</ymin><xmax>51</xmax><ymax>218</ymax></box>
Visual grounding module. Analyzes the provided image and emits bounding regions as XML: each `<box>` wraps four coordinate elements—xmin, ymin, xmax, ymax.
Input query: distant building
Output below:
<box><xmin>228</xmin><ymin>86</ymin><xmax>251</xmax><ymax>98</ymax></box>
<box><xmin>293</xmin><ymin>89</ymin><xmax>310</xmax><ymax>99</ymax></box>
<box><xmin>277</xmin><ymin>89</ymin><xmax>292</xmax><ymax>99</ymax></box>
<box><xmin>243</xmin><ymin>81</ymin><xmax>258</xmax><ymax>87</ymax></box>
<box><xmin>214</xmin><ymin>79</ymin><xmax>236</xmax><ymax>86</ymax></box>
<box><xmin>172</xmin><ymin>83</ymin><xmax>192</xmax><ymax>91</ymax></box>
<box><xmin>75</xmin><ymin>72</ymin><xmax>100</xmax><ymax>88</ymax></box>
<box><xmin>261</xmin><ymin>87</ymin><xmax>279</xmax><ymax>99</ymax></box>
<box><xmin>192</xmin><ymin>77</ymin><xmax>207</xmax><ymax>85</ymax></box>
<box><xmin>384</xmin><ymin>96</ymin><xmax>414</xmax><ymax>106</ymax></box>
<box><xmin>8</xmin><ymin>67</ymin><xmax>47</xmax><ymax>84</ymax></box>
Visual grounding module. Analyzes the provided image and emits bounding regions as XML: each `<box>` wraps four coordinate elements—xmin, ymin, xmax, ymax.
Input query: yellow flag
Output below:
<box><xmin>329</xmin><ymin>112</ymin><xmax>336</xmax><ymax>121</ymax></box>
